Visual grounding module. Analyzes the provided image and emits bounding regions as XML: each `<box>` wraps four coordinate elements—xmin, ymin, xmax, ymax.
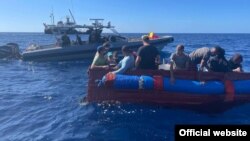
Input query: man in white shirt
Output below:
<box><xmin>112</xmin><ymin>45</ymin><xmax>135</xmax><ymax>74</ymax></box>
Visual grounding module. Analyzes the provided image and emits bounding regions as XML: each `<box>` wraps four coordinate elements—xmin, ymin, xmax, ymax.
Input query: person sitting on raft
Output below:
<box><xmin>107</xmin><ymin>51</ymin><xmax>119</xmax><ymax>66</ymax></box>
<box><xmin>189</xmin><ymin>46</ymin><xmax>220</xmax><ymax>71</ymax></box>
<box><xmin>135</xmin><ymin>35</ymin><xmax>160</xmax><ymax>70</ymax></box>
<box><xmin>207</xmin><ymin>47</ymin><xmax>230</xmax><ymax>72</ymax></box>
<box><xmin>90</xmin><ymin>42</ymin><xmax>110</xmax><ymax>69</ymax></box>
<box><xmin>228</xmin><ymin>53</ymin><xmax>244</xmax><ymax>72</ymax></box>
<box><xmin>170</xmin><ymin>44</ymin><xmax>190</xmax><ymax>83</ymax></box>
<box><xmin>112</xmin><ymin>45</ymin><xmax>135</xmax><ymax>74</ymax></box>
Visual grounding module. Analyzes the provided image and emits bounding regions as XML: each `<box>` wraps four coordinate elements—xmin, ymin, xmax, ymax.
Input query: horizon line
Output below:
<box><xmin>0</xmin><ymin>32</ymin><xmax>250</xmax><ymax>34</ymax></box>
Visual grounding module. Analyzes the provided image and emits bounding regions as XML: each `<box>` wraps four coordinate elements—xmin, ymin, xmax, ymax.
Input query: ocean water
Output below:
<box><xmin>0</xmin><ymin>33</ymin><xmax>250</xmax><ymax>141</ymax></box>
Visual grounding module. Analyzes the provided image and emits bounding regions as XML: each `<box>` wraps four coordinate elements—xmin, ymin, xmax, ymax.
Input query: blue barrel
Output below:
<box><xmin>140</xmin><ymin>75</ymin><xmax>154</xmax><ymax>90</ymax></box>
<box><xmin>163</xmin><ymin>77</ymin><xmax>225</xmax><ymax>94</ymax></box>
<box><xmin>114</xmin><ymin>75</ymin><xmax>140</xmax><ymax>89</ymax></box>
<box><xmin>234</xmin><ymin>80</ymin><xmax>250</xmax><ymax>94</ymax></box>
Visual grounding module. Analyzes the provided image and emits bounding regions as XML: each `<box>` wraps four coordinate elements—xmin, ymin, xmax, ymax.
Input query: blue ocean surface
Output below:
<box><xmin>0</xmin><ymin>33</ymin><xmax>250</xmax><ymax>141</ymax></box>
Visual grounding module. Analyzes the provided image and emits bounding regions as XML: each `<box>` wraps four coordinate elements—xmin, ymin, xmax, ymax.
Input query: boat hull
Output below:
<box><xmin>87</xmin><ymin>69</ymin><xmax>250</xmax><ymax>112</ymax></box>
<box><xmin>22</xmin><ymin>36</ymin><xmax>173</xmax><ymax>62</ymax></box>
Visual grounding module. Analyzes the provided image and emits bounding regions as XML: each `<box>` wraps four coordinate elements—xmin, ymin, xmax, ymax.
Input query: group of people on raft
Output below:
<box><xmin>90</xmin><ymin>34</ymin><xmax>244</xmax><ymax>83</ymax></box>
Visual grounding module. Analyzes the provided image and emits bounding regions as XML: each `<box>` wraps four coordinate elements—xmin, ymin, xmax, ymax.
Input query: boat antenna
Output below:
<box><xmin>50</xmin><ymin>7</ymin><xmax>55</xmax><ymax>25</ymax></box>
<box><xmin>69</xmin><ymin>9</ymin><xmax>76</xmax><ymax>24</ymax></box>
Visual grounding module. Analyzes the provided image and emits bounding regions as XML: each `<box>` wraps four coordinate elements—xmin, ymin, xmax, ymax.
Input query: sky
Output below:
<box><xmin>0</xmin><ymin>0</ymin><xmax>249</xmax><ymax>33</ymax></box>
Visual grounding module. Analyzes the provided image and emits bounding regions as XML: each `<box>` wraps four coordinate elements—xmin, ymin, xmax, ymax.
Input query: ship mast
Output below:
<box><xmin>50</xmin><ymin>8</ymin><xmax>55</xmax><ymax>25</ymax></box>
